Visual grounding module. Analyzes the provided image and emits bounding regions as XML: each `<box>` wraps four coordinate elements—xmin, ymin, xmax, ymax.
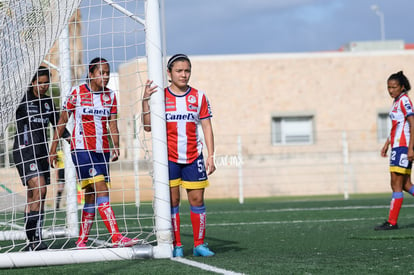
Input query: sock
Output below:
<box><xmin>35</xmin><ymin>211</ymin><xmax>44</xmax><ymax>241</ymax></box>
<box><xmin>388</xmin><ymin>192</ymin><xmax>403</xmax><ymax>225</ymax></box>
<box><xmin>77</xmin><ymin>203</ymin><xmax>96</xmax><ymax>243</ymax></box>
<box><xmin>25</xmin><ymin>211</ymin><xmax>39</xmax><ymax>242</ymax></box>
<box><xmin>78</xmin><ymin>211</ymin><xmax>95</xmax><ymax>243</ymax></box>
<box><xmin>190</xmin><ymin>204</ymin><xmax>206</xmax><ymax>247</ymax></box>
<box><xmin>171</xmin><ymin>206</ymin><xmax>181</xmax><ymax>246</ymax></box>
<box><xmin>97</xmin><ymin>197</ymin><xmax>121</xmax><ymax>242</ymax></box>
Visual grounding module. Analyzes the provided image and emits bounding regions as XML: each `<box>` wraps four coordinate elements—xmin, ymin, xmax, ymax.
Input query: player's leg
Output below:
<box><xmin>182</xmin><ymin>154</ymin><xmax>214</xmax><ymax>257</ymax></box>
<box><xmin>168</xmin><ymin>160</ymin><xmax>183</xmax><ymax>256</ymax></box>
<box><xmin>72</xmin><ymin>150</ymin><xmax>97</xmax><ymax>248</ymax></box>
<box><xmin>375</xmin><ymin>146</ymin><xmax>408</xmax><ymax>230</ymax></box>
<box><xmin>26</xmin><ymin>175</ymin><xmax>48</xmax><ymax>250</ymax></box>
<box><xmin>93</xmin><ymin>152</ymin><xmax>138</xmax><ymax>247</ymax></box>
<box><xmin>76</xmin><ymin>184</ymin><xmax>96</xmax><ymax>248</ymax></box>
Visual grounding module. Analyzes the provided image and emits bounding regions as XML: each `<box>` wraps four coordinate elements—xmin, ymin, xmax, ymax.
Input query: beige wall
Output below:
<box><xmin>115</xmin><ymin>50</ymin><xmax>414</xmax><ymax>200</ymax></box>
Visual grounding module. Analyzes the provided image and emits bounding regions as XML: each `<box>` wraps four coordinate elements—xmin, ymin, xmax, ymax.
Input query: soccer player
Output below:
<box><xmin>375</xmin><ymin>71</ymin><xmax>414</xmax><ymax>230</ymax></box>
<box><xmin>143</xmin><ymin>54</ymin><xmax>216</xmax><ymax>257</ymax></box>
<box><xmin>13</xmin><ymin>66</ymin><xmax>70</xmax><ymax>251</ymax></box>
<box><xmin>49</xmin><ymin>57</ymin><xmax>139</xmax><ymax>248</ymax></box>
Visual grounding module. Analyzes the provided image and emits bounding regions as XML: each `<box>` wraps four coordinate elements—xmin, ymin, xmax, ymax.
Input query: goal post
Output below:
<box><xmin>0</xmin><ymin>0</ymin><xmax>172</xmax><ymax>268</ymax></box>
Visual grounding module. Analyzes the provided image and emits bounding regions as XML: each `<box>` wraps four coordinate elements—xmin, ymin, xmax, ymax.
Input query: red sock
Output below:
<box><xmin>98</xmin><ymin>202</ymin><xmax>121</xmax><ymax>242</ymax></box>
<box><xmin>191</xmin><ymin>211</ymin><xmax>206</xmax><ymax>247</ymax></box>
<box><xmin>78</xmin><ymin>211</ymin><xmax>95</xmax><ymax>243</ymax></box>
<box><xmin>388</xmin><ymin>197</ymin><xmax>403</xmax><ymax>225</ymax></box>
<box><xmin>171</xmin><ymin>212</ymin><xmax>181</xmax><ymax>246</ymax></box>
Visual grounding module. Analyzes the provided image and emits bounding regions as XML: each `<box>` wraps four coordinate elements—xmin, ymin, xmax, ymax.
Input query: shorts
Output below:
<box><xmin>390</xmin><ymin>146</ymin><xmax>412</xmax><ymax>175</ymax></box>
<box><xmin>71</xmin><ymin>150</ymin><xmax>111</xmax><ymax>189</ymax></box>
<box><xmin>169</xmin><ymin>154</ymin><xmax>209</xmax><ymax>189</ymax></box>
<box><xmin>13</xmin><ymin>147</ymin><xmax>50</xmax><ymax>186</ymax></box>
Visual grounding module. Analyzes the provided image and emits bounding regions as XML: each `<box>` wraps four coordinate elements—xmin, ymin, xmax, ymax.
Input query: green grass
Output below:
<box><xmin>4</xmin><ymin>193</ymin><xmax>414</xmax><ymax>274</ymax></box>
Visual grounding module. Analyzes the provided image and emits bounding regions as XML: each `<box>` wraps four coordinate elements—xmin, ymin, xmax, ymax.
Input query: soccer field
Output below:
<box><xmin>3</xmin><ymin>193</ymin><xmax>414</xmax><ymax>274</ymax></box>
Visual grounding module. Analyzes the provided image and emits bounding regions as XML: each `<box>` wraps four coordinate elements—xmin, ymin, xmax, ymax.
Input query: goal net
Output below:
<box><xmin>0</xmin><ymin>0</ymin><xmax>171</xmax><ymax>268</ymax></box>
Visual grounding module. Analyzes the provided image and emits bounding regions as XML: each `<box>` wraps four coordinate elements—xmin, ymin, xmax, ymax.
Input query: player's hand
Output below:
<box><xmin>143</xmin><ymin>80</ymin><xmax>158</xmax><ymax>99</ymax></box>
<box><xmin>206</xmin><ymin>155</ymin><xmax>216</xmax><ymax>175</ymax></box>
<box><xmin>111</xmin><ymin>148</ymin><xmax>120</xmax><ymax>162</ymax></box>
<box><xmin>408</xmin><ymin>149</ymin><xmax>414</xmax><ymax>161</ymax></box>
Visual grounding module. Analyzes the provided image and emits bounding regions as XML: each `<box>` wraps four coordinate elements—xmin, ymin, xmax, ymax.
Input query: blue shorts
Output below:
<box><xmin>71</xmin><ymin>150</ymin><xmax>111</xmax><ymax>188</ymax></box>
<box><xmin>169</xmin><ymin>154</ymin><xmax>209</xmax><ymax>189</ymax></box>
<box><xmin>390</xmin><ymin>146</ymin><xmax>412</xmax><ymax>175</ymax></box>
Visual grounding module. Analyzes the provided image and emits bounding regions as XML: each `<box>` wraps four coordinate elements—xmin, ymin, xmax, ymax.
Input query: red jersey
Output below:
<box><xmin>389</xmin><ymin>92</ymin><xmax>414</xmax><ymax>148</ymax></box>
<box><xmin>63</xmin><ymin>83</ymin><xmax>117</xmax><ymax>153</ymax></box>
<box><xmin>165</xmin><ymin>87</ymin><xmax>212</xmax><ymax>164</ymax></box>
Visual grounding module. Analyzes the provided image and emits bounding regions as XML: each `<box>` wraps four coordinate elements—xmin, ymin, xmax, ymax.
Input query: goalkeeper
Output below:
<box><xmin>13</xmin><ymin>66</ymin><xmax>70</xmax><ymax>251</ymax></box>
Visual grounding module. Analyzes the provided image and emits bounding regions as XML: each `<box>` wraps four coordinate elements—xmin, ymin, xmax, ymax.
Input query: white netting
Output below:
<box><xmin>0</xmin><ymin>0</ymin><xmax>170</xmax><ymax>267</ymax></box>
<box><xmin>0</xmin><ymin>0</ymin><xmax>81</xmax><ymax>135</ymax></box>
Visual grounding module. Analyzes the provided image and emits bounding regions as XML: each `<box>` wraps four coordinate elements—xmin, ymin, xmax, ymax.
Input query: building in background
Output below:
<box><xmin>118</xmin><ymin>43</ymin><xmax>414</xmax><ymax>199</ymax></box>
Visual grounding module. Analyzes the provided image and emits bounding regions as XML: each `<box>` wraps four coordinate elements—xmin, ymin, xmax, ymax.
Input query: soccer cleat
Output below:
<box><xmin>193</xmin><ymin>243</ymin><xmax>215</xmax><ymax>257</ymax></box>
<box><xmin>112</xmin><ymin>236</ymin><xmax>140</xmax><ymax>248</ymax></box>
<box><xmin>24</xmin><ymin>241</ymin><xmax>48</xmax><ymax>251</ymax></box>
<box><xmin>75</xmin><ymin>239</ymin><xmax>88</xmax><ymax>249</ymax></box>
<box><xmin>173</xmin><ymin>245</ymin><xmax>184</xmax><ymax>257</ymax></box>
<box><xmin>374</xmin><ymin>221</ymin><xmax>399</xmax><ymax>231</ymax></box>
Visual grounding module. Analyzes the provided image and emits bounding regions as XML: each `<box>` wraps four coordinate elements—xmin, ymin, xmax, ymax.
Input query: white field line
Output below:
<box><xmin>171</xmin><ymin>257</ymin><xmax>245</xmax><ymax>275</ymax></box>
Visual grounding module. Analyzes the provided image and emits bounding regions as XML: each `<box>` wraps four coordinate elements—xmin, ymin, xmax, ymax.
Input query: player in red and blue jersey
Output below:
<box><xmin>49</xmin><ymin>57</ymin><xmax>138</xmax><ymax>248</ymax></box>
<box><xmin>143</xmin><ymin>54</ymin><xmax>216</xmax><ymax>257</ymax></box>
<box><xmin>375</xmin><ymin>71</ymin><xmax>414</xmax><ymax>230</ymax></box>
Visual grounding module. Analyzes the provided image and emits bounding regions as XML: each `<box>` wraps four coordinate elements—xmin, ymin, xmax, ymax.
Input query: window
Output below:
<box><xmin>271</xmin><ymin>115</ymin><xmax>314</xmax><ymax>145</ymax></box>
<box><xmin>377</xmin><ymin>112</ymin><xmax>390</xmax><ymax>141</ymax></box>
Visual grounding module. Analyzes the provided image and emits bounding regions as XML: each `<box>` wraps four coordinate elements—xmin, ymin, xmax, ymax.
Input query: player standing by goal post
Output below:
<box><xmin>143</xmin><ymin>54</ymin><xmax>216</xmax><ymax>257</ymax></box>
<box><xmin>12</xmin><ymin>66</ymin><xmax>70</xmax><ymax>251</ymax></box>
<box><xmin>375</xmin><ymin>71</ymin><xmax>414</xmax><ymax>230</ymax></box>
<box><xmin>49</xmin><ymin>57</ymin><xmax>139</xmax><ymax>248</ymax></box>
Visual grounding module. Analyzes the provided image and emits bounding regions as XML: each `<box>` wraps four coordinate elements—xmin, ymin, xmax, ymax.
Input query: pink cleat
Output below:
<box><xmin>75</xmin><ymin>239</ymin><xmax>88</xmax><ymax>249</ymax></box>
<box><xmin>112</xmin><ymin>236</ymin><xmax>140</xmax><ymax>248</ymax></box>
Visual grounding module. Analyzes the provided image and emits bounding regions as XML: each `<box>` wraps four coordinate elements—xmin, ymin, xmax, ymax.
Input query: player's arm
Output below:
<box><xmin>108</xmin><ymin>113</ymin><xmax>120</xmax><ymax>161</ymax></box>
<box><xmin>201</xmin><ymin>118</ymin><xmax>216</xmax><ymax>175</ymax></box>
<box><xmin>381</xmin><ymin>137</ymin><xmax>390</xmax><ymax>158</ymax></box>
<box><xmin>49</xmin><ymin>110</ymin><xmax>69</xmax><ymax>168</ymax></box>
<box><xmin>407</xmin><ymin>114</ymin><xmax>414</xmax><ymax>161</ymax></box>
<box><xmin>142</xmin><ymin>80</ymin><xmax>158</xmax><ymax>132</ymax></box>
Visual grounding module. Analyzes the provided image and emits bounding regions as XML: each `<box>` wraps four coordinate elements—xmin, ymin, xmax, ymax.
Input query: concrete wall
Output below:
<box><xmin>115</xmin><ymin>50</ymin><xmax>414</xmax><ymax>200</ymax></box>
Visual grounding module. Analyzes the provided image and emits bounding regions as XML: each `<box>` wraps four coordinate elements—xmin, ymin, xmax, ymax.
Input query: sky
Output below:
<box><xmin>163</xmin><ymin>0</ymin><xmax>414</xmax><ymax>55</ymax></box>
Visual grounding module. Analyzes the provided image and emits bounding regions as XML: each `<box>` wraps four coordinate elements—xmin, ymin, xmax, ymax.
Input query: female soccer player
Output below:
<box><xmin>143</xmin><ymin>54</ymin><xmax>216</xmax><ymax>257</ymax></box>
<box><xmin>375</xmin><ymin>71</ymin><xmax>414</xmax><ymax>230</ymax></box>
<box><xmin>49</xmin><ymin>57</ymin><xmax>138</xmax><ymax>248</ymax></box>
<box><xmin>13</xmin><ymin>66</ymin><xmax>70</xmax><ymax>251</ymax></box>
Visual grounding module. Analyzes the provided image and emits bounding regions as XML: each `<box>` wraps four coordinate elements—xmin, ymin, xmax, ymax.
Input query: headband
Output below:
<box><xmin>167</xmin><ymin>54</ymin><xmax>190</xmax><ymax>69</ymax></box>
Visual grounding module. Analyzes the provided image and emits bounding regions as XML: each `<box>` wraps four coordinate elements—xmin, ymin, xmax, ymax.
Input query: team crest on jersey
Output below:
<box><xmin>29</xmin><ymin>163</ymin><xmax>37</xmax><ymax>171</ymax></box>
<box><xmin>89</xmin><ymin>168</ymin><xmax>97</xmax><ymax>177</ymax></box>
<box><xmin>44</xmin><ymin>102</ymin><xmax>50</xmax><ymax>111</ymax></box>
<box><xmin>187</xmin><ymin>95</ymin><xmax>196</xmax><ymax>104</ymax></box>
<box><xmin>102</xmin><ymin>93</ymin><xmax>112</xmax><ymax>106</ymax></box>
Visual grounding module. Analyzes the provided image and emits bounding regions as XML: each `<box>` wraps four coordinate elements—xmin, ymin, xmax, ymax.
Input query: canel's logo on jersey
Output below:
<box><xmin>82</xmin><ymin>107</ymin><xmax>110</xmax><ymax>116</ymax></box>
<box><xmin>166</xmin><ymin>113</ymin><xmax>196</xmax><ymax>121</ymax></box>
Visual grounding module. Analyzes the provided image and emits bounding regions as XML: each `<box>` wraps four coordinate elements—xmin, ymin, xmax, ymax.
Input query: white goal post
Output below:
<box><xmin>0</xmin><ymin>0</ymin><xmax>171</xmax><ymax>268</ymax></box>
